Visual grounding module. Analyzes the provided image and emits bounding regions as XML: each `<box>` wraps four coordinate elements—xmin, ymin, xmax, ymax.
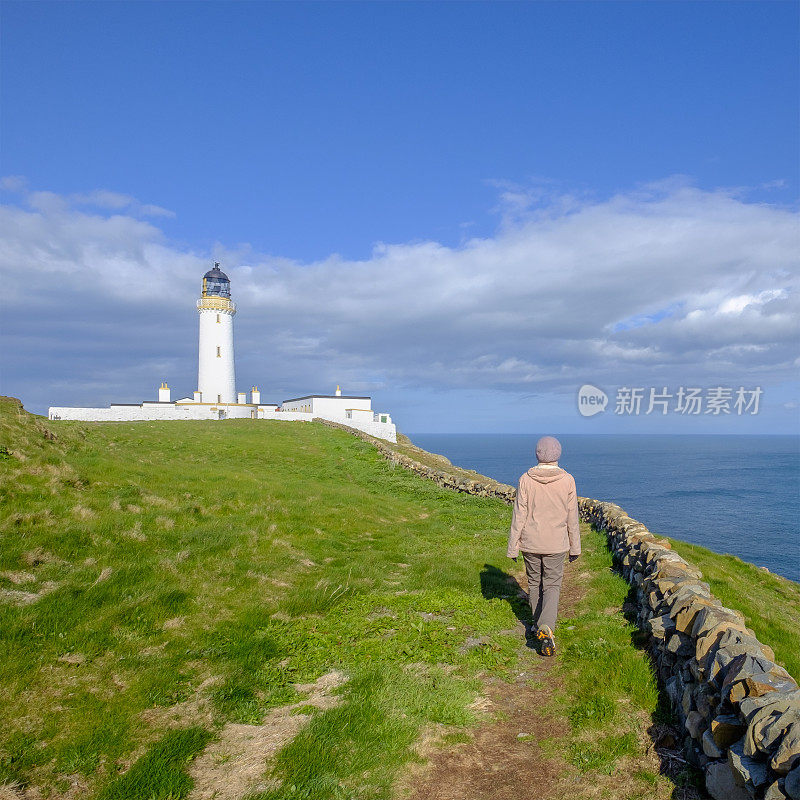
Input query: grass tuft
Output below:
<box><xmin>97</xmin><ymin>727</ymin><xmax>211</xmax><ymax>800</ymax></box>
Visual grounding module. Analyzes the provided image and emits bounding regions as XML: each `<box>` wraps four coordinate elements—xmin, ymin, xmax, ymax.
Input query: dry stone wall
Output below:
<box><xmin>580</xmin><ymin>498</ymin><xmax>800</xmax><ymax>800</ymax></box>
<box><xmin>320</xmin><ymin>420</ymin><xmax>799</xmax><ymax>798</ymax></box>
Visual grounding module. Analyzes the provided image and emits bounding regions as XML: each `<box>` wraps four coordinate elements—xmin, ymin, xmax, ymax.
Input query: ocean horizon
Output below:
<box><xmin>406</xmin><ymin>433</ymin><xmax>800</xmax><ymax>583</ymax></box>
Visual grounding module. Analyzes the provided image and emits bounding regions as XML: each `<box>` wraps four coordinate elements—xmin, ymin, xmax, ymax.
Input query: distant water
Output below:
<box><xmin>408</xmin><ymin>434</ymin><xmax>800</xmax><ymax>583</ymax></box>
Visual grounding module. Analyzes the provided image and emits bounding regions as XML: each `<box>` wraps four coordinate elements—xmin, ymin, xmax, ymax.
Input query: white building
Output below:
<box><xmin>48</xmin><ymin>266</ymin><xmax>397</xmax><ymax>442</ymax></box>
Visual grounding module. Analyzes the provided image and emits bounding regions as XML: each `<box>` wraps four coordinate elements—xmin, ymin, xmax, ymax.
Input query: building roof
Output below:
<box><xmin>282</xmin><ymin>395</ymin><xmax>370</xmax><ymax>403</ymax></box>
<box><xmin>203</xmin><ymin>264</ymin><xmax>229</xmax><ymax>282</ymax></box>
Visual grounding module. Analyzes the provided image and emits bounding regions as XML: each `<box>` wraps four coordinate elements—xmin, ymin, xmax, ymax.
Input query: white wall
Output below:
<box><xmin>281</xmin><ymin>396</ymin><xmax>371</xmax><ymax>415</ymax></box>
<box><xmin>49</xmin><ymin>403</ymin><xmax>397</xmax><ymax>442</ymax></box>
<box><xmin>346</xmin><ymin>408</ymin><xmax>374</xmax><ymax>424</ymax></box>
<box><xmin>314</xmin><ymin>396</ymin><xmax>371</xmax><ymax>416</ymax></box>
<box><xmin>342</xmin><ymin>418</ymin><xmax>397</xmax><ymax>442</ymax></box>
<box><xmin>198</xmin><ymin>305</ymin><xmax>236</xmax><ymax>404</ymax></box>
<box><xmin>49</xmin><ymin>405</ymin><xmax>220</xmax><ymax>422</ymax></box>
<box><xmin>266</xmin><ymin>409</ymin><xmax>396</xmax><ymax>441</ymax></box>
<box><xmin>259</xmin><ymin>410</ymin><xmax>313</xmax><ymax>421</ymax></box>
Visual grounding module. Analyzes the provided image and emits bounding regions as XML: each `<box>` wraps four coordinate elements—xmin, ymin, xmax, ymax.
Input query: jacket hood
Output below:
<box><xmin>526</xmin><ymin>466</ymin><xmax>569</xmax><ymax>484</ymax></box>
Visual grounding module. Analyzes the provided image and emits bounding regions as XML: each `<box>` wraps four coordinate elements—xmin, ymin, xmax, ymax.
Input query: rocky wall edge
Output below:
<box><xmin>579</xmin><ymin>498</ymin><xmax>799</xmax><ymax>800</ymax></box>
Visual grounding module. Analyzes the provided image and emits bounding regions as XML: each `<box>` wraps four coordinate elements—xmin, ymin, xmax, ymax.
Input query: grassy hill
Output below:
<box><xmin>1</xmin><ymin>397</ymin><xmax>797</xmax><ymax>799</ymax></box>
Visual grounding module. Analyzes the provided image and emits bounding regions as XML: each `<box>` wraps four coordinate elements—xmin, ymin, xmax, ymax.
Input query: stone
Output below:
<box><xmin>686</xmin><ymin>710</ymin><xmax>707</xmax><ymax>740</ymax></box>
<box><xmin>728</xmin><ymin>738</ymin><xmax>771</xmax><ymax>791</ymax></box>
<box><xmin>766</xmin><ymin>780</ymin><xmax>790</xmax><ymax>800</ymax></box>
<box><xmin>666</xmin><ymin>583</ymin><xmax>712</xmax><ymax>614</ymax></box>
<box><xmin>711</xmin><ymin>714</ymin><xmax>747</xmax><ymax>748</ymax></box>
<box><xmin>695</xmin><ymin>624</ymin><xmax>736</xmax><ymax>668</ymax></box>
<box><xmin>703</xmin><ymin>728</ymin><xmax>724</xmax><ymax>758</ymax></box>
<box><xmin>744</xmin><ymin>702</ymin><xmax>800</xmax><ymax>759</ymax></box>
<box><xmin>722</xmin><ymin>653</ymin><xmax>779</xmax><ymax>691</ymax></box>
<box><xmin>685</xmin><ymin>738</ymin><xmax>709</xmax><ymax>768</ymax></box>
<box><xmin>732</xmin><ymin>673</ymin><xmax>798</xmax><ymax>705</ymax></box>
<box><xmin>673</xmin><ymin>596</ymin><xmax>721</xmax><ymax>634</ymax></box>
<box><xmin>696</xmin><ymin>684</ymin><xmax>720</xmax><ymax>720</ymax></box>
<box><xmin>667</xmin><ymin>632</ymin><xmax>695</xmax><ymax>658</ymax></box>
<box><xmin>740</xmin><ymin>691</ymin><xmax>800</xmax><ymax>726</ymax></box>
<box><xmin>772</xmin><ymin>723</ymin><xmax>800</xmax><ymax>775</ymax></box>
<box><xmin>657</xmin><ymin>559</ymin><xmax>703</xmax><ymax>580</ymax></box>
<box><xmin>682</xmin><ymin>685</ymin><xmax>695</xmax><ymax>717</ymax></box>
<box><xmin>692</xmin><ymin>605</ymin><xmax>747</xmax><ymax>640</ymax></box>
<box><xmin>705</xmin><ymin>760</ymin><xmax>751</xmax><ymax>800</ymax></box>
<box><xmin>642</xmin><ymin>546</ymin><xmax>670</xmax><ymax>566</ymax></box>
<box><xmin>786</xmin><ymin>764</ymin><xmax>800</xmax><ymax>799</ymax></box>
<box><xmin>707</xmin><ymin>634</ymin><xmax>769</xmax><ymax>683</ymax></box>
<box><xmin>666</xmin><ymin>675</ymin><xmax>682</xmax><ymax>709</ymax></box>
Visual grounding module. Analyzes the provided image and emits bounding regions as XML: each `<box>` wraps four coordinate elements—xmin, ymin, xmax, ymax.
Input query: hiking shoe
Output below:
<box><xmin>536</xmin><ymin>625</ymin><xmax>556</xmax><ymax>657</ymax></box>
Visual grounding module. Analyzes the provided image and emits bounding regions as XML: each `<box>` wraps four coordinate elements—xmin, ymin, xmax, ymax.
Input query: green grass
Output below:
<box><xmin>0</xmin><ymin>398</ymin><xmax>520</xmax><ymax>796</ymax></box>
<box><xmin>1</xmin><ymin>396</ymin><xmax>797</xmax><ymax>799</ymax></box>
<box><xmin>97</xmin><ymin>727</ymin><xmax>211</xmax><ymax>800</ymax></box>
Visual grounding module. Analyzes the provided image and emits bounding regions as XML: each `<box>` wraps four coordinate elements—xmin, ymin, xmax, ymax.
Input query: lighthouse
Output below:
<box><xmin>197</xmin><ymin>263</ymin><xmax>236</xmax><ymax>404</ymax></box>
<box><xmin>49</xmin><ymin>259</ymin><xmax>397</xmax><ymax>440</ymax></box>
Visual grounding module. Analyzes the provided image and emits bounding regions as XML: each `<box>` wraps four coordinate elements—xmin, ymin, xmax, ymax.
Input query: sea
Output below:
<box><xmin>407</xmin><ymin>434</ymin><xmax>800</xmax><ymax>583</ymax></box>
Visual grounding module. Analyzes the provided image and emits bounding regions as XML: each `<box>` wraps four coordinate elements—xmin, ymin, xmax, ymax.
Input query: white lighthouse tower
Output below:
<box><xmin>197</xmin><ymin>263</ymin><xmax>236</xmax><ymax>404</ymax></box>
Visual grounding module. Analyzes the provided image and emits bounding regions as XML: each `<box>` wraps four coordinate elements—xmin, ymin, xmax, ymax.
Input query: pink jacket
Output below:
<box><xmin>507</xmin><ymin>466</ymin><xmax>581</xmax><ymax>558</ymax></box>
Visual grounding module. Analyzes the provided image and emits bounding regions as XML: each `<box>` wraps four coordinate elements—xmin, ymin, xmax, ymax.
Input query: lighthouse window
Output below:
<box><xmin>216</xmin><ymin>314</ymin><xmax>221</xmax><ymax>323</ymax></box>
<box><xmin>216</xmin><ymin>346</ymin><xmax>221</xmax><ymax>357</ymax></box>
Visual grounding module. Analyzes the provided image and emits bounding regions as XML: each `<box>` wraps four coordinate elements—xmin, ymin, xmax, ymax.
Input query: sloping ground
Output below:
<box><xmin>0</xmin><ymin>398</ymin><xmax>539</xmax><ymax>798</ymax></box>
<box><xmin>1</xmin><ymin>397</ymin><xmax>796</xmax><ymax>799</ymax></box>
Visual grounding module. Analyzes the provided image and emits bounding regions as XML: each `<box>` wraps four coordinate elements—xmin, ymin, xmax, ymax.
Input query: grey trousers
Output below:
<box><xmin>522</xmin><ymin>551</ymin><xmax>567</xmax><ymax>632</ymax></box>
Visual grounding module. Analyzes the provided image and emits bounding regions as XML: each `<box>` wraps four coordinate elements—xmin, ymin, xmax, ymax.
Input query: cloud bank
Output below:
<box><xmin>1</xmin><ymin>179</ymin><xmax>797</xmax><ymax>418</ymax></box>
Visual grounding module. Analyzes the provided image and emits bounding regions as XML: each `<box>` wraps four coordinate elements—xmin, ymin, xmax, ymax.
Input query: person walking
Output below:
<box><xmin>507</xmin><ymin>435</ymin><xmax>580</xmax><ymax>657</ymax></box>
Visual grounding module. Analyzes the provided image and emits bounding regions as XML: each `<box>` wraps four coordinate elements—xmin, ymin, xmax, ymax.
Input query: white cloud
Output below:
<box><xmin>0</xmin><ymin>177</ymin><xmax>175</xmax><ymax>219</ymax></box>
<box><xmin>1</xmin><ymin>179</ymin><xmax>798</xmax><ymax>413</ymax></box>
<box><xmin>0</xmin><ymin>175</ymin><xmax>27</xmax><ymax>192</ymax></box>
<box><xmin>69</xmin><ymin>190</ymin><xmax>175</xmax><ymax>218</ymax></box>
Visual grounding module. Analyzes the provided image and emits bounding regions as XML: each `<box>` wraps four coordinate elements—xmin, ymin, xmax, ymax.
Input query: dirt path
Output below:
<box><xmin>400</xmin><ymin>564</ymin><xmax>583</xmax><ymax>800</ymax></box>
<box><xmin>186</xmin><ymin>671</ymin><xmax>347</xmax><ymax>800</ymax></box>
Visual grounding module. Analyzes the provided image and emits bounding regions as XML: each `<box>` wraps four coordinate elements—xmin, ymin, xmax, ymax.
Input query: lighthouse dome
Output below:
<box><xmin>202</xmin><ymin>263</ymin><xmax>231</xmax><ymax>298</ymax></box>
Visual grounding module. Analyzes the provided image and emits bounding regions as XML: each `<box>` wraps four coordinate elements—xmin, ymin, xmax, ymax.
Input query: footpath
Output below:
<box><xmin>319</xmin><ymin>419</ymin><xmax>800</xmax><ymax>800</ymax></box>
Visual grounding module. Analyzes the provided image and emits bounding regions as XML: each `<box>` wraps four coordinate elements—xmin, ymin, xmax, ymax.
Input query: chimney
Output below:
<box><xmin>251</xmin><ymin>386</ymin><xmax>261</xmax><ymax>404</ymax></box>
<box><xmin>193</xmin><ymin>390</ymin><xmax>202</xmax><ymax>402</ymax></box>
<box><xmin>158</xmin><ymin>382</ymin><xmax>171</xmax><ymax>403</ymax></box>
<box><xmin>335</xmin><ymin>384</ymin><xmax>342</xmax><ymax>397</ymax></box>
<box><xmin>237</xmin><ymin>392</ymin><xmax>246</xmax><ymax>405</ymax></box>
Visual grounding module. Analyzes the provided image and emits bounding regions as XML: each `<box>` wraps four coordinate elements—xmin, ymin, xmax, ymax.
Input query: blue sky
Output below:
<box><xmin>1</xmin><ymin>1</ymin><xmax>798</xmax><ymax>433</ymax></box>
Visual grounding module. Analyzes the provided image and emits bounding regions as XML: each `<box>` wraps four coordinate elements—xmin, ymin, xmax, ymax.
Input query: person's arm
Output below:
<box><xmin>567</xmin><ymin>476</ymin><xmax>581</xmax><ymax>558</ymax></box>
<box><xmin>507</xmin><ymin>478</ymin><xmax>527</xmax><ymax>559</ymax></box>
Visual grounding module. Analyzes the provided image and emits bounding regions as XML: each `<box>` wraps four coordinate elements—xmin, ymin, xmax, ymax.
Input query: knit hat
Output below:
<box><xmin>536</xmin><ymin>435</ymin><xmax>562</xmax><ymax>463</ymax></box>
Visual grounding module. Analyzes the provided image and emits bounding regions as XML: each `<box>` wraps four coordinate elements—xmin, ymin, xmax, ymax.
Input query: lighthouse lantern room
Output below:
<box><xmin>197</xmin><ymin>263</ymin><xmax>236</xmax><ymax>404</ymax></box>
